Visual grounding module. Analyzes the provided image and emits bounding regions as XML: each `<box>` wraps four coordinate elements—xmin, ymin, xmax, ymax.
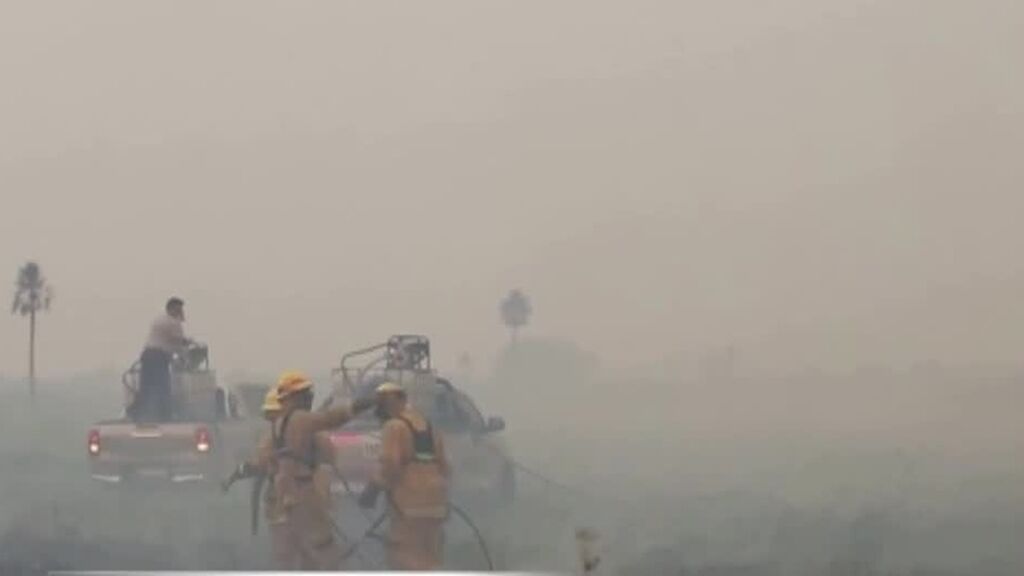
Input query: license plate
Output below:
<box><xmin>362</xmin><ymin>442</ymin><xmax>380</xmax><ymax>458</ymax></box>
<box><xmin>333</xmin><ymin>481</ymin><xmax>365</xmax><ymax>494</ymax></box>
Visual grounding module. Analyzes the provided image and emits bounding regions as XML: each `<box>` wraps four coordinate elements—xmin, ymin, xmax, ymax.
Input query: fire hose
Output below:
<box><xmin>223</xmin><ymin>464</ymin><xmax>496</xmax><ymax>570</ymax></box>
<box><xmin>224</xmin><ymin>391</ymin><xmax>530</xmax><ymax>571</ymax></box>
<box><xmin>330</xmin><ymin>472</ymin><xmax>496</xmax><ymax>571</ymax></box>
<box><xmin>324</xmin><ymin>439</ymin><xmax>589</xmax><ymax>571</ymax></box>
<box><xmin>332</xmin><ymin>502</ymin><xmax>495</xmax><ymax>571</ymax></box>
<box><xmin>227</xmin><ymin>458</ymin><xmax>576</xmax><ymax>572</ymax></box>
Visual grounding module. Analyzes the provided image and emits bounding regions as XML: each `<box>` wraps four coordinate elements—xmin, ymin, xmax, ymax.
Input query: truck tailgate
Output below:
<box><xmin>94</xmin><ymin>422</ymin><xmax>204</xmax><ymax>465</ymax></box>
<box><xmin>329</xmin><ymin>429</ymin><xmax>380</xmax><ymax>489</ymax></box>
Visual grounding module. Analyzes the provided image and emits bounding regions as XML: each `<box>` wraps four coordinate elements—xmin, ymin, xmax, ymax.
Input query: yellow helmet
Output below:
<box><xmin>375</xmin><ymin>382</ymin><xmax>405</xmax><ymax>396</ymax></box>
<box><xmin>262</xmin><ymin>387</ymin><xmax>282</xmax><ymax>414</ymax></box>
<box><xmin>276</xmin><ymin>371</ymin><xmax>313</xmax><ymax>398</ymax></box>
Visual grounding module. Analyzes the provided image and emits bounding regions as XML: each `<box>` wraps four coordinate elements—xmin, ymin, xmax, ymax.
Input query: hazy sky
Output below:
<box><xmin>1</xmin><ymin>1</ymin><xmax>1022</xmax><ymax>380</ymax></box>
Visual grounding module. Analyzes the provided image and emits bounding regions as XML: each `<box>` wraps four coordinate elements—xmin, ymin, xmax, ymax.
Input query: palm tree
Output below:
<box><xmin>11</xmin><ymin>262</ymin><xmax>53</xmax><ymax>401</ymax></box>
<box><xmin>500</xmin><ymin>289</ymin><xmax>532</xmax><ymax>345</ymax></box>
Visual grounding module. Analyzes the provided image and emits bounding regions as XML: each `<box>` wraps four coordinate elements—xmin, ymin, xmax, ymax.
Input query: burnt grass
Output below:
<box><xmin>1</xmin><ymin>379</ymin><xmax>1021</xmax><ymax>575</ymax></box>
<box><xmin>0</xmin><ymin>522</ymin><xmax>254</xmax><ymax>575</ymax></box>
<box><xmin>0</xmin><ymin>526</ymin><xmax>981</xmax><ymax>576</ymax></box>
<box><xmin>0</xmin><ymin>527</ymin><xmax>178</xmax><ymax>575</ymax></box>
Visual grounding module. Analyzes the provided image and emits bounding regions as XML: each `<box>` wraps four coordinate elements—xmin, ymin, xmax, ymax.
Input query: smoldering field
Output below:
<box><xmin>1</xmin><ymin>344</ymin><xmax>1022</xmax><ymax>575</ymax></box>
<box><xmin>2</xmin><ymin>0</ymin><xmax>1023</xmax><ymax>573</ymax></box>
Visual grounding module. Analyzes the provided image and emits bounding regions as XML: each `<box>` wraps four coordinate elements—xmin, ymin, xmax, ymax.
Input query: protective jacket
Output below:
<box><xmin>376</xmin><ymin>406</ymin><xmax>450</xmax><ymax>571</ymax></box>
<box><xmin>267</xmin><ymin>403</ymin><xmax>356</xmax><ymax>570</ymax></box>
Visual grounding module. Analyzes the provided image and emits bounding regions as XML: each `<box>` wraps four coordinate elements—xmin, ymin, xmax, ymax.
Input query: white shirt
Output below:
<box><xmin>146</xmin><ymin>314</ymin><xmax>188</xmax><ymax>354</ymax></box>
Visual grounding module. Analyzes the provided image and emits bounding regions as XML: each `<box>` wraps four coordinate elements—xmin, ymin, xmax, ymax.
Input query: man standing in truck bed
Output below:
<box><xmin>132</xmin><ymin>297</ymin><xmax>191</xmax><ymax>422</ymax></box>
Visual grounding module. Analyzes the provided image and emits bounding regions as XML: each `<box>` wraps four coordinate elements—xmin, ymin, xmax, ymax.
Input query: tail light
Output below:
<box><xmin>195</xmin><ymin>427</ymin><xmax>211</xmax><ymax>453</ymax></box>
<box><xmin>87</xmin><ymin>429</ymin><xmax>101</xmax><ymax>456</ymax></box>
<box><xmin>363</xmin><ymin>440</ymin><xmax>381</xmax><ymax>459</ymax></box>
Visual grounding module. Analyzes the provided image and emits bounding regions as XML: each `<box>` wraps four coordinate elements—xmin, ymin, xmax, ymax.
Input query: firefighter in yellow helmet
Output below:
<box><xmin>262</xmin><ymin>386</ymin><xmax>283</xmax><ymax>416</ymax></box>
<box><xmin>359</xmin><ymin>381</ymin><xmax>451</xmax><ymax>570</ymax></box>
<box><xmin>222</xmin><ymin>387</ymin><xmax>282</xmax><ymax>489</ymax></box>
<box><xmin>270</xmin><ymin>370</ymin><xmax>375</xmax><ymax>570</ymax></box>
<box><xmin>257</xmin><ymin>386</ymin><xmax>337</xmax><ymax>509</ymax></box>
<box><xmin>223</xmin><ymin>381</ymin><xmax>346</xmax><ymax>567</ymax></box>
<box><xmin>311</xmin><ymin>430</ymin><xmax>337</xmax><ymax>511</ymax></box>
<box><xmin>221</xmin><ymin>386</ymin><xmax>287</xmax><ymax>538</ymax></box>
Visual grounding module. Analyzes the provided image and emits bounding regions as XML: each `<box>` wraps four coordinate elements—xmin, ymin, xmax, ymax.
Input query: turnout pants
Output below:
<box><xmin>387</xmin><ymin>516</ymin><xmax>444</xmax><ymax>571</ymax></box>
<box><xmin>272</xmin><ymin>481</ymin><xmax>341</xmax><ymax>571</ymax></box>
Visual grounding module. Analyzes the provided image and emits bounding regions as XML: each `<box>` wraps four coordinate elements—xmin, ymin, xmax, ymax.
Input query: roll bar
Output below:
<box><xmin>332</xmin><ymin>335</ymin><xmax>432</xmax><ymax>395</ymax></box>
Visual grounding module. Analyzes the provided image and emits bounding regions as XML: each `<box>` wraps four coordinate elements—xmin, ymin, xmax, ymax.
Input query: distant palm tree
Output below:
<box><xmin>11</xmin><ymin>262</ymin><xmax>53</xmax><ymax>401</ymax></box>
<box><xmin>500</xmin><ymin>289</ymin><xmax>532</xmax><ymax>345</ymax></box>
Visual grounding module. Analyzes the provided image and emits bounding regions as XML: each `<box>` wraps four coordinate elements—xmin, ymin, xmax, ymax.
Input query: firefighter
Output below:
<box><xmin>311</xmin><ymin>431</ymin><xmax>337</xmax><ymax>508</ymax></box>
<box><xmin>359</xmin><ymin>382</ymin><xmax>451</xmax><ymax>570</ymax></box>
<box><xmin>263</xmin><ymin>386</ymin><xmax>283</xmax><ymax>419</ymax></box>
<box><xmin>222</xmin><ymin>387</ymin><xmax>284</xmax><ymax>537</ymax></box>
<box><xmin>272</xmin><ymin>371</ymin><xmax>375</xmax><ymax>570</ymax></box>
<box><xmin>223</xmin><ymin>386</ymin><xmax>281</xmax><ymax>487</ymax></box>
<box><xmin>255</xmin><ymin>390</ymin><xmax>337</xmax><ymax>512</ymax></box>
<box><xmin>223</xmin><ymin>384</ymin><xmax>343</xmax><ymax>568</ymax></box>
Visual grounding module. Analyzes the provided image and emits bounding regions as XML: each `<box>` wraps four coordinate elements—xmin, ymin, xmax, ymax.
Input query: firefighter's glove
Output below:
<box><xmin>358</xmin><ymin>484</ymin><xmax>381</xmax><ymax>509</ymax></box>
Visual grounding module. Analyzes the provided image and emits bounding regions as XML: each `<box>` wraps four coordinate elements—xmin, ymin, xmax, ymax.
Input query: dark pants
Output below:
<box><xmin>135</xmin><ymin>347</ymin><xmax>172</xmax><ymax>422</ymax></box>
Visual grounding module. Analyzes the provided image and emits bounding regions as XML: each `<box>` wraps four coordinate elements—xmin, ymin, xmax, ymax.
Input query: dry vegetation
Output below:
<box><xmin>1</xmin><ymin>344</ymin><xmax>1022</xmax><ymax>575</ymax></box>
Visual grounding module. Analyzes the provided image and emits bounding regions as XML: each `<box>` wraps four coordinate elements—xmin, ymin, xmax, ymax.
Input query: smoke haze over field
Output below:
<box><xmin>1</xmin><ymin>2</ymin><xmax>1023</xmax><ymax>574</ymax></box>
<box><xmin>2</xmin><ymin>0</ymin><xmax>1023</xmax><ymax>377</ymax></box>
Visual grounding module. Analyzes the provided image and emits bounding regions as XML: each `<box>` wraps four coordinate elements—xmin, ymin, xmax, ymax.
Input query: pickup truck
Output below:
<box><xmin>325</xmin><ymin>336</ymin><xmax>516</xmax><ymax>508</ymax></box>
<box><xmin>86</xmin><ymin>345</ymin><xmax>270</xmax><ymax>487</ymax></box>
